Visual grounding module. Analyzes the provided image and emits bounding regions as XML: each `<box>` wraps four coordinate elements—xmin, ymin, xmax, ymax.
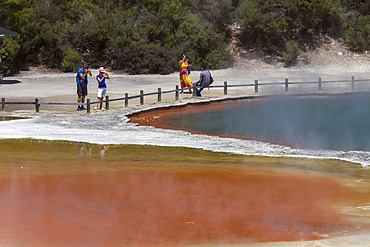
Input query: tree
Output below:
<box><xmin>0</xmin><ymin>36</ymin><xmax>21</xmax><ymax>75</ymax></box>
<box><xmin>284</xmin><ymin>40</ymin><xmax>299</xmax><ymax>67</ymax></box>
<box><xmin>345</xmin><ymin>15</ymin><xmax>370</xmax><ymax>51</ymax></box>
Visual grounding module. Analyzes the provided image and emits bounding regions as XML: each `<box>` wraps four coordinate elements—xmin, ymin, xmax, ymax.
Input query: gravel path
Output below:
<box><xmin>1</xmin><ymin>64</ymin><xmax>369</xmax><ymax>112</ymax></box>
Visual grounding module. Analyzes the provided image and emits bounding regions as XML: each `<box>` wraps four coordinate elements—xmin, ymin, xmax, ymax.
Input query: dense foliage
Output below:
<box><xmin>0</xmin><ymin>0</ymin><xmax>369</xmax><ymax>75</ymax></box>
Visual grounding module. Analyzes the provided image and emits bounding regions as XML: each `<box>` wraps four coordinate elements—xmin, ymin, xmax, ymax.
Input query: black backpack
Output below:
<box><xmin>209</xmin><ymin>71</ymin><xmax>214</xmax><ymax>85</ymax></box>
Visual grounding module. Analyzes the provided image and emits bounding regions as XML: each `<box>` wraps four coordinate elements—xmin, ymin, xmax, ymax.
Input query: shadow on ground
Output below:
<box><xmin>1</xmin><ymin>79</ymin><xmax>21</xmax><ymax>85</ymax></box>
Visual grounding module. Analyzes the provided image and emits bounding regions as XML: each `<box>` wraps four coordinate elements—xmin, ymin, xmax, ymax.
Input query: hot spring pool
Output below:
<box><xmin>166</xmin><ymin>94</ymin><xmax>370</xmax><ymax>151</ymax></box>
<box><xmin>0</xmin><ymin>139</ymin><xmax>370</xmax><ymax>246</ymax></box>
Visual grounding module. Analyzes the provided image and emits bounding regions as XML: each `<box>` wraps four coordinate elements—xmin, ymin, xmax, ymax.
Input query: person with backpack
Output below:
<box><xmin>195</xmin><ymin>64</ymin><xmax>213</xmax><ymax>97</ymax></box>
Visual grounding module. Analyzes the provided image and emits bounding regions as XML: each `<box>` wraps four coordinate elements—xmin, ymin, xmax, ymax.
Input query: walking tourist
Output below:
<box><xmin>95</xmin><ymin>67</ymin><xmax>110</xmax><ymax>110</ymax></box>
<box><xmin>76</xmin><ymin>62</ymin><xmax>92</xmax><ymax>111</ymax></box>
<box><xmin>179</xmin><ymin>54</ymin><xmax>193</xmax><ymax>93</ymax></box>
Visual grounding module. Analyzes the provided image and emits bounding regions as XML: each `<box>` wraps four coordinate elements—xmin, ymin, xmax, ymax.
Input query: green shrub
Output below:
<box><xmin>61</xmin><ymin>48</ymin><xmax>82</xmax><ymax>72</ymax></box>
<box><xmin>204</xmin><ymin>49</ymin><xmax>229</xmax><ymax>69</ymax></box>
<box><xmin>147</xmin><ymin>45</ymin><xmax>178</xmax><ymax>75</ymax></box>
<box><xmin>284</xmin><ymin>41</ymin><xmax>299</xmax><ymax>67</ymax></box>
<box><xmin>0</xmin><ymin>37</ymin><xmax>21</xmax><ymax>75</ymax></box>
<box><xmin>174</xmin><ymin>13</ymin><xmax>227</xmax><ymax>67</ymax></box>
<box><xmin>345</xmin><ymin>16</ymin><xmax>370</xmax><ymax>51</ymax></box>
<box><xmin>110</xmin><ymin>42</ymin><xmax>178</xmax><ymax>74</ymax></box>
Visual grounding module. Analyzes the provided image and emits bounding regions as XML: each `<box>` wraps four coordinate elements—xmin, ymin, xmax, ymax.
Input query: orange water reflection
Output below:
<box><xmin>0</xmin><ymin>140</ymin><xmax>369</xmax><ymax>246</ymax></box>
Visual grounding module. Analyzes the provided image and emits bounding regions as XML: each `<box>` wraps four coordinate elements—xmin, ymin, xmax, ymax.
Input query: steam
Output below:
<box><xmin>170</xmin><ymin>94</ymin><xmax>370</xmax><ymax>151</ymax></box>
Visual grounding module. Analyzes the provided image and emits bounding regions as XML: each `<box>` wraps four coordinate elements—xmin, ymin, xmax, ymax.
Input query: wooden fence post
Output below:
<box><xmin>2</xmin><ymin>98</ymin><xmax>5</xmax><ymax>112</ymax></box>
<box><xmin>125</xmin><ymin>93</ymin><xmax>128</xmax><ymax>107</ymax></box>
<box><xmin>255</xmin><ymin>80</ymin><xmax>258</xmax><ymax>93</ymax></box>
<box><xmin>285</xmin><ymin>78</ymin><xmax>289</xmax><ymax>92</ymax></box>
<box><xmin>175</xmin><ymin>85</ymin><xmax>179</xmax><ymax>100</ymax></box>
<box><xmin>140</xmin><ymin>90</ymin><xmax>144</xmax><ymax>105</ymax></box>
<box><xmin>192</xmin><ymin>85</ymin><xmax>197</xmax><ymax>97</ymax></box>
<box><xmin>35</xmin><ymin>98</ymin><xmax>40</xmax><ymax>112</ymax></box>
<box><xmin>224</xmin><ymin>81</ymin><xmax>227</xmax><ymax>95</ymax></box>
<box><xmin>158</xmin><ymin>88</ymin><xmax>161</xmax><ymax>102</ymax></box>
<box><xmin>318</xmin><ymin>77</ymin><xmax>322</xmax><ymax>91</ymax></box>
<box><xmin>87</xmin><ymin>98</ymin><xmax>90</xmax><ymax>113</ymax></box>
<box><xmin>351</xmin><ymin>76</ymin><xmax>355</xmax><ymax>91</ymax></box>
<box><xmin>105</xmin><ymin>95</ymin><xmax>109</xmax><ymax>109</ymax></box>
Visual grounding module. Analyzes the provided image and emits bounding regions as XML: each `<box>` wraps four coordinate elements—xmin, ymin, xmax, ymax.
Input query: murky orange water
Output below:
<box><xmin>0</xmin><ymin>140</ymin><xmax>370</xmax><ymax>246</ymax></box>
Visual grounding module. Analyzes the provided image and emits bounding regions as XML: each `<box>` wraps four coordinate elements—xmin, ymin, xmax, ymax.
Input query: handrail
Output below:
<box><xmin>1</xmin><ymin>76</ymin><xmax>370</xmax><ymax>113</ymax></box>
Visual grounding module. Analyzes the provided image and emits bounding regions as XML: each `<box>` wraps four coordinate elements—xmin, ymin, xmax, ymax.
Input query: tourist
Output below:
<box><xmin>76</xmin><ymin>62</ymin><xmax>92</xmax><ymax>111</ymax></box>
<box><xmin>179</xmin><ymin>54</ymin><xmax>193</xmax><ymax>93</ymax></box>
<box><xmin>95</xmin><ymin>67</ymin><xmax>110</xmax><ymax>110</ymax></box>
<box><xmin>195</xmin><ymin>64</ymin><xmax>211</xmax><ymax>97</ymax></box>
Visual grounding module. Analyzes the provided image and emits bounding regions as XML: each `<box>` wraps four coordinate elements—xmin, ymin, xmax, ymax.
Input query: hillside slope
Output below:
<box><xmin>230</xmin><ymin>36</ymin><xmax>370</xmax><ymax>72</ymax></box>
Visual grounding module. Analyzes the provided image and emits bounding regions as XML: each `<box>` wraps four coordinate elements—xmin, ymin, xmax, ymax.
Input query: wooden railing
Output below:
<box><xmin>1</xmin><ymin>76</ymin><xmax>370</xmax><ymax>113</ymax></box>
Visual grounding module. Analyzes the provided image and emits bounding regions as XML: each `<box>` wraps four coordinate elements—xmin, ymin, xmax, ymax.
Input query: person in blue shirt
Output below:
<box><xmin>95</xmin><ymin>67</ymin><xmax>110</xmax><ymax>110</ymax></box>
<box><xmin>76</xmin><ymin>63</ymin><xmax>92</xmax><ymax>111</ymax></box>
<box><xmin>196</xmin><ymin>64</ymin><xmax>211</xmax><ymax>96</ymax></box>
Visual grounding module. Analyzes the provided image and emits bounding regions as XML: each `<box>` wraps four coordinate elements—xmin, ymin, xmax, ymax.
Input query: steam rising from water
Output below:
<box><xmin>168</xmin><ymin>94</ymin><xmax>370</xmax><ymax>151</ymax></box>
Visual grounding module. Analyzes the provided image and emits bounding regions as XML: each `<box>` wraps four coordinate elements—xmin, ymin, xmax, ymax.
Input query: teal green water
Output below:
<box><xmin>168</xmin><ymin>94</ymin><xmax>370</xmax><ymax>151</ymax></box>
